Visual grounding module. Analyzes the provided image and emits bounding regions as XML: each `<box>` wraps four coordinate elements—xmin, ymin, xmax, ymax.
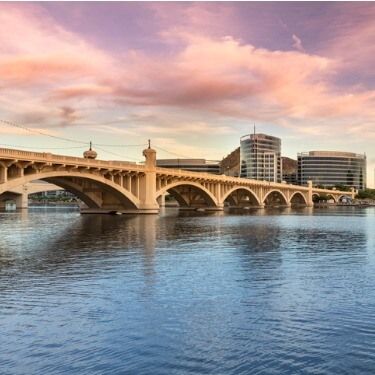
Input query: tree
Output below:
<box><xmin>356</xmin><ymin>189</ymin><xmax>375</xmax><ymax>200</ymax></box>
<box><xmin>333</xmin><ymin>184</ymin><xmax>351</xmax><ymax>192</ymax></box>
<box><xmin>314</xmin><ymin>193</ymin><xmax>330</xmax><ymax>202</ymax></box>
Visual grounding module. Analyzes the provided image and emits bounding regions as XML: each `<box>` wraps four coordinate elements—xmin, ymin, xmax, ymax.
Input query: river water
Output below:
<box><xmin>1</xmin><ymin>207</ymin><xmax>375</xmax><ymax>374</ymax></box>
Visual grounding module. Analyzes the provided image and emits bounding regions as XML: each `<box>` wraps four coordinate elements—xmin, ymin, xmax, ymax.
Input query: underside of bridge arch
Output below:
<box><xmin>290</xmin><ymin>192</ymin><xmax>308</xmax><ymax>207</ymax></box>
<box><xmin>223</xmin><ymin>188</ymin><xmax>261</xmax><ymax>208</ymax></box>
<box><xmin>327</xmin><ymin>194</ymin><xmax>337</xmax><ymax>203</ymax></box>
<box><xmin>43</xmin><ymin>176</ymin><xmax>138</xmax><ymax>210</ymax></box>
<box><xmin>263</xmin><ymin>190</ymin><xmax>289</xmax><ymax>207</ymax></box>
<box><xmin>338</xmin><ymin>194</ymin><xmax>351</xmax><ymax>202</ymax></box>
<box><xmin>0</xmin><ymin>191</ymin><xmax>22</xmax><ymax>209</ymax></box>
<box><xmin>312</xmin><ymin>193</ymin><xmax>320</xmax><ymax>202</ymax></box>
<box><xmin>161</xmin><ymin>183</ymin><xmax>218</xmax><ymax>209</ymax></box>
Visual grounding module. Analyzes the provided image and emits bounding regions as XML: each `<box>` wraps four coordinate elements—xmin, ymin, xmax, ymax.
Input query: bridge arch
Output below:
<box><xmin>156</xmin><ymin>181</ymin><xmax>218</xmax><ymax>208</ymax></box>
<box><xmin>221</xmin><ymin>186</ymin><xmax>261</xmax><ymax>207</ymax></box>
<box><xmin>43</xmin><ymin>177</ymin><xmax>101</xmax><ymax>208</ymax></box>
<box><xmin>263</xmin><ymin>189</ymin><xmax>289</xmax><ymax>207</ymax></box>
<box><xmin>1</xmin><ymin>171</ymin><xmax>140</xmax><ymax>210</ymax></box>
<box><xmin>338</xmin><ymin>194</ymin><xmax>351</xmax><ymax>203</ymax></box>
<box><xmin>312</xmin><ymin>193</ymin><xmax>320</xmax><ymax>202</ymax></box>
<box><xmin>289</xmin><ymin>191</ymin><xmax>308</xmax><ymax>206</ymax></box>
<box><xmin>326</xmin><ymin>194</ymin><xmax>337</xmax><ymax>203</ymax></box>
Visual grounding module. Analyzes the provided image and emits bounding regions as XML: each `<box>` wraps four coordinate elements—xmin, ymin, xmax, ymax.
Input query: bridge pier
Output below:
<box><xmin>307</xmin><ymin>180</ymin><xmax>314</xmax><ymax>207</ymax></box>
<box><xmin>138</xmin><ymin>146</ymin><xmax>160</xmax><ymax>213</ymax></box>
<box><xmin>0</xmin><ymin>164</ymin><xmax>7</xmax><ymax>183</ymax></box>
<box><xmin>157</xmin><ymin>193</ymin><xmax>166</xmax><ymax>207</ymax></box>
<box><xmin>15</xmin><ymin>192</ymin><xmax>28</xmax><ymax>209</ymax></box>
<box><xmin>0</xmin><ymin>191</ymin><xmax>28</xmax><ymax>210</ymax></box>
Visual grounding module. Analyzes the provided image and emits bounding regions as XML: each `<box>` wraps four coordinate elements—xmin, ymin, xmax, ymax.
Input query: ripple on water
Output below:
<box><xmin>1</xmin><ymin>208</ymin><xmax>375</xmax><ymax>374</ymax></box>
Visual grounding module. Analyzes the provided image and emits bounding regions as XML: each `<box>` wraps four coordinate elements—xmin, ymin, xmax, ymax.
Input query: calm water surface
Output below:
<box><xmin>1</xmin><ymin>207</ymin><xmax>375</xmax><ymax>374</ymax></box>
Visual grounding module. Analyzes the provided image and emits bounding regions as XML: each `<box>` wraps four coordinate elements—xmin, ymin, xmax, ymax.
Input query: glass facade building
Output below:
<box><xmin>297</xmin><ymin>151</ymin><xmax>366</xmax><ymax>190</ymax></box>
<box><xmin>240</xmin><ymin>133</ymin><xmax>282</xmax><ymax>182</ymax></box>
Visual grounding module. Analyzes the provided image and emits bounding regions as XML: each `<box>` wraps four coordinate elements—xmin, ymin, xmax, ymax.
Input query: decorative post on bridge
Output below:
<box><xmin>139</xmin><ymin>141</ymin><xmax>159</xmax><ymax>213</ymax></box>
<box><xmin>350</xmin><ymin>187</ymin><xmax>356</xmax><ymax>200</ymax></box>
<box><xmin>307</xmin><ymin>180</ymin><xmax>313</xmax><ymax>207</ymax></box>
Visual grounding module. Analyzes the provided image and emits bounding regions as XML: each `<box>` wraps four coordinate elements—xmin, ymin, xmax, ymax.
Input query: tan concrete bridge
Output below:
<box><xmin>0</xmin><ymin>181</ymin><xmax>64</xmax><ymax>209</ymax></box>
<box><xmin>0</xmin><ymin>146</ymin><xmax>355</xmax><ymax>213</ymax></box>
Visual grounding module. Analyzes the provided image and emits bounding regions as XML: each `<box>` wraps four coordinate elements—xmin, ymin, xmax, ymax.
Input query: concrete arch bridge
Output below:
<box><xmin>0</xmin><ymin>147</ymin><xmax>355</xmax><ymax>213</ymax></box>
<box><xmin>0</xmin><ymin>181</ymin><xmax>63</xmax><ymax>209</ymax></box>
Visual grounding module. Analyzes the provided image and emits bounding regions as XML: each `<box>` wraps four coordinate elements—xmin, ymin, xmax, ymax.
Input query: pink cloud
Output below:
<box><xmin>1</xmin><ymin>1</ymin><xmax>375</xmax><ymax>141</ymax></box>
<box><xmin>105</xmin><ymin>34</ymin><xmax>338</xmax><ymax>119</ymax></box>
<box><xmin>49</xmin><ymin>84</ymin><xmax>113</xmax><ymax>100</ymax></box>
<box><xmin>0</xmin><ymin>55</ymin><xmax>95</xmax><ymax>85</ymax></box>
<box><xmin>0</xmin><ymin>3</ymin><xmax>111</xmax><ymax>87</ymax></box>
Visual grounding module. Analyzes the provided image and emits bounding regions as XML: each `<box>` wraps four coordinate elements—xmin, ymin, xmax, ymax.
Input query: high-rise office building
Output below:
<box><xmin>240</xmin><ymin>133</ymin><xmax>282</xmax><ymax>182</ymax></box>
<box><xmin>297</xmin><ymin>151</ymin><xmax>366</xmax><ymax>190</ymax></box>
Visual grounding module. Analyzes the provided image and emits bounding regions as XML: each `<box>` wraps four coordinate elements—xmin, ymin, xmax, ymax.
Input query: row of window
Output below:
<box><xmin>298</xmin><ymin>157</ymin><xmax>365</xmax><ymax>162</ymax></box>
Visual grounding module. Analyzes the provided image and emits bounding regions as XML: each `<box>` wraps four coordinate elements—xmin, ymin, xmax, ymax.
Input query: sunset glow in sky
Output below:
<box><xmin>1</xmin><ymin>2</ymin><xmax>375</xmax><ymax>184</ymax></box>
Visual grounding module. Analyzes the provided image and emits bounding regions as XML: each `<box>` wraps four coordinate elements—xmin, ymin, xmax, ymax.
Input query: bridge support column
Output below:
<box><xmin>0</xmin><ymin>165</ymin><xmax>7</xmax><ymax>183</ymax></box>
<box><xmin>15</xmin><ymin>193</ymin><xmax>28</xmax><ymax>209</ymax></box>
<box><xmin>138</xmin><ymin>146</ymin><xmax>159</xmax><ymax>213</ymax></box>
<box><xmin>157</xmin><ymin>193</ymin><xmax>166</xmax><ymax>207</ymax></box>
<box><xmin>307</xmin><ymin>180</ymin><xmax>313</xmax><ymax>207</ymax></box>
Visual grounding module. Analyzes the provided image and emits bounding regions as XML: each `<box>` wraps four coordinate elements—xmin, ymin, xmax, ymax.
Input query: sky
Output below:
<box><xmin>1</xmin><ymin>2</ymin><xmax>375</xmax><ymax>185</ymax></box>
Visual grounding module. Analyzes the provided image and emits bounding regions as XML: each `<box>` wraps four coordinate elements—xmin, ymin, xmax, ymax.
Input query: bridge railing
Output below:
<box><xmin>311</xmin><ymin>187</ymin><xmax>354</xmax><ymax>196</ymax></box>
<box><xmin>0</xmin><ymin>148</ymin><xmax>145</xmax><ymax>171</ymax></box>
<box><xmin>155</xmin><ymin>166</ymin><xmax>312</xmax><ymax>190</ymax></box>
<box><xmin>155</xmin><ymin>167</ymin><xmax>352</xmax><ymax>196</ymax></box>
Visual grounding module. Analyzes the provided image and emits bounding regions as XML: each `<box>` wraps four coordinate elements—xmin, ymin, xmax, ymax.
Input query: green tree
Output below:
<box><xmin>356</xmin><ymin>189</ymin><xmax>375</xmax><ymax>199</ymax></box>
<box><xmin>333</xmin><ymin>184</ymin><xmax>351</xmax><ymax>192</ymax></box>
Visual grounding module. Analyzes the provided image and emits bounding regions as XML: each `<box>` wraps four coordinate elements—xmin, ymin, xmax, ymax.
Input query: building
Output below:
<box><xmin>156</xmin><ymin>159</ymin><xmax>221</xmax><ymax>174</ymax></box>
<box><xmin>297</xmin><ymin>151</ymin><xmax>366</xmax><ymax>190</ymax></box>
<box><xmin>240</xmin><ymin>133</ymin><xmax>282</xmax><ymax>182</ymax></box>
<box><xmin>282</xmin><ymin>157</ymin><xmax>298</xmax><ymax>184</ymax></box>
<box><xmin>220</xmin><ymin>147</ymin><xmax>240</xmax><ymax>177</ymax></box>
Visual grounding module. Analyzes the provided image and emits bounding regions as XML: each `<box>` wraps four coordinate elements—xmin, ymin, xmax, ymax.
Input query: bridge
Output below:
<box><xmin>0</xmin><ymin>181</ymin><xmax>64</xmax><ymax>209</ymax></box>
<box><xmin>0</xmin><ymin>146</ymin><xmax>355</xmax><ymax>213</ymax></box>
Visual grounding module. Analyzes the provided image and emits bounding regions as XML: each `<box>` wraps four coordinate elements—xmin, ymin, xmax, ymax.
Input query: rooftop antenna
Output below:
<box><xmin>253</xmin><ymin>124</ymin><xmax>256</xmax><ymax>136</ymax></box>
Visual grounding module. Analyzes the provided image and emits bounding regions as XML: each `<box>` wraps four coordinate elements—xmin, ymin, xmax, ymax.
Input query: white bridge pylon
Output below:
<box><xmin>0</xmin><ymin>147</ymin><xmax>355</xmax><ymax>213</ymax></box>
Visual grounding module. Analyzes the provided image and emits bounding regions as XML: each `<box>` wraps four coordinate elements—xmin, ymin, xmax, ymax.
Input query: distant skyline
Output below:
<box><xmin>0</xmin><ymin>2</ymin><xmax>374</xmax><ymax>186</ymax></box>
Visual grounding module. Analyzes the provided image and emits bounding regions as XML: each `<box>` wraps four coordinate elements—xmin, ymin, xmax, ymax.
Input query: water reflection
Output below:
<box><xmin>0</xmin><ymin>207</ymin><xmax>374</xmax><ymax>375</ymax></box>
<box><xmin>0</xmin><ymin>213</ymin><xmax>161</xmax><ymax>283</ymax></box>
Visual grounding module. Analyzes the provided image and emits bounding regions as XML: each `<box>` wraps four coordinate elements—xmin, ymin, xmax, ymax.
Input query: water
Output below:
<box><xmin>1</xmin><ymin>207</ymin><xmax>375</xmax><ymax>374</ymax></box>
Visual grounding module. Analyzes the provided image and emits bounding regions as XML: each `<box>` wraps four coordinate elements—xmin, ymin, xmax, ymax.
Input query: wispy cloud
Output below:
<box><xmin>292</xmin><ymin>34</ymin><xmax>304</xmax><ymax>52</ymax></box>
